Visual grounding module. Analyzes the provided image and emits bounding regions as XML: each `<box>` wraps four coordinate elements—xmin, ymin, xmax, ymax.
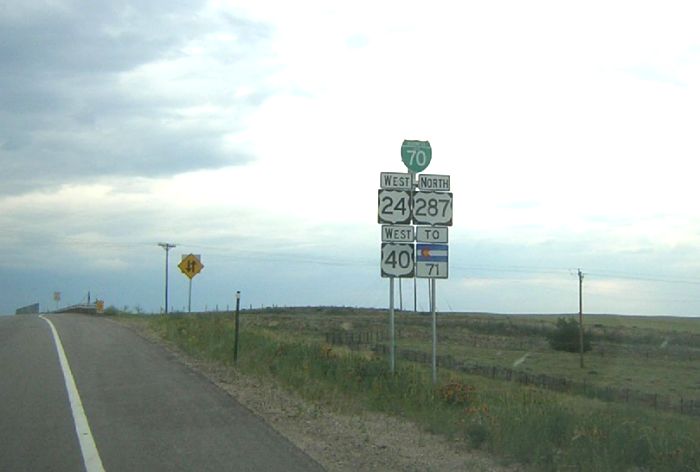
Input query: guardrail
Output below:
<box><xmin>54</xmin><ymin>304</ymin><xmax>98</xmax><ymax>314</ymax></box>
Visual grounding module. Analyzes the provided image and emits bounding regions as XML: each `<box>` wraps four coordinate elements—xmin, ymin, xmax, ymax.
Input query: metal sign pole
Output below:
<box><xmin>410</xmin><ymin>171</ymin><xmax>417</xmax><ymax>314</ymax></box>
<box><xmin>414</xmin><ymin>277</ymin><xmax>417</xmax><ymax>313</ymax></box>
<box><xmin>389</xmin><ymin>277</ymin><xmax>396</xmax><ymax>373</ymax></box>
<box><xmin>188</xmin><ymin>278</ymin><xmax>192</xmax><ymax>313</ymax></box>
<box><xmin>431</xmin><ymin>278</ymin><xmax>437</xmax><ymax>384</ymax></box>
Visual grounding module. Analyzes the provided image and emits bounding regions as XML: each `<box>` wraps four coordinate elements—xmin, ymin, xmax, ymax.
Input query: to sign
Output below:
<box><xmin>418</xmin><ymin>174</ymin><xmax>450</xmax><ymax>192</ymax></box>
<box><xmin>381</xmin><ymin>243</ymin><xmax>415</xmax><ymax>278</ymax></box>
<box><xmin>401</xmin><ymin>140</ymin><xmax>432</xmax><ymax>173</ymax></box>
<box><xmin>416</xmin><ymin>226</ymin><xmax>448</xmax><ymax>243</ymax></box>
<box><xmin>416</xmin><ymin>243</ymin><xmax>448</xmax><ymax>279</ymax></box>
<box><xmin>380</xmin><ymin>172</ymin><xmax>413</xmax><ymax>190</ymax></box>
<box><xmin>381</xmin><ymin>225</ymin><xmax>414</xmax><ymax>243</ymax></box>
<box><xmin>378</xmin><ymin>189</ymin><xmax>411</xmax><ymax>224</ymax></box>
<box><xmin>179</xmin><ymin>254</ymin><xmax>204</xmax><ymax>279</ymax></box>
<box><xmin>412</xmin><ymin>192</ymin><xmax>453</xmax><ymax>226</ymax></box>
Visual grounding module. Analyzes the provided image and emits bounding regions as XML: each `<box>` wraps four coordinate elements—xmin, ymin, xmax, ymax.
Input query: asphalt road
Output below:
<box><xmin>0</xmin><ymin>314</ymin><xmax>324</xmax><ymax>472</ymax></box>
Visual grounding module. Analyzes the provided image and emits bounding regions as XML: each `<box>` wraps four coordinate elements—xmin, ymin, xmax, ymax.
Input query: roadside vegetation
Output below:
<box><xmin>129</xmin><ymin>309</ymin><xmax>700</xmax><ymax>471</ymax></box>
<box><xmin>546</xmin><ymin>317</ymin><xmax>592</xmax><ymax>353</ymax></box>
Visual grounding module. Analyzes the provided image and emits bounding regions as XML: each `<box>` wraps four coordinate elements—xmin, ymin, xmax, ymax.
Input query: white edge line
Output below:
<box><xmin>41</xmin><ymin>315</ymin><xmax>106</xmax><ymax>472</ymax></box>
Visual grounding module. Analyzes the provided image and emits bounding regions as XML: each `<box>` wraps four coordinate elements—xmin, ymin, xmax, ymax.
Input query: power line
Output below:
<box><xmin>586</xmin><ymin>270</ymin><xmax>700</xmax><ymax>286</ymax></box>
<box><xmin>10</xmin><ymin>230</ymin><xmax>700</xmax><ymax>289</ymax></box>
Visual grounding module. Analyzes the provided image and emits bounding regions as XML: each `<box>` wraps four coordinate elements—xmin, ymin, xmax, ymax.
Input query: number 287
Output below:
<box><xmin>414</xmin><ymin>197</ymin><xmax>450</xmax><ymax>217</ymax></box>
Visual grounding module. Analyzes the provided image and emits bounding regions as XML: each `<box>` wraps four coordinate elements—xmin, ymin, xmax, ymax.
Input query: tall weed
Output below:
<box><xmin>148</xmin><ymin>314</ymin><xmax>700</xmax><ymax>472</ymax></box>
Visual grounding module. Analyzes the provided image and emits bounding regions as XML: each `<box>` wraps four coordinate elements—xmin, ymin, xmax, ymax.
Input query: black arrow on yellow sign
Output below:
<box><xmin>178</xmin><ymin>254</ymin><xmax>203</xmax><ymax>280</ymax></box>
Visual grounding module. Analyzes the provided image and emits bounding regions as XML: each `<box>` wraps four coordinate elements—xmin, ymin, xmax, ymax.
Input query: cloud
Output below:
<box><xmin>0</xmin><ymin>0</ymin><xmax>276</xmax><ymax>195</ymax></box>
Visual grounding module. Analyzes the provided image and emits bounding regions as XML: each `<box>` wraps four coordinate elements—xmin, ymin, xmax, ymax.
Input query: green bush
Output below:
<box><xmin>547</xmin><ymin>317</ymin><xmax>592</xmax><ymax>353</ymax></box>
<box><xmin>104</xmin><ymin>305</ymin><xmax>120</xmax><ymax>316</ymax></box>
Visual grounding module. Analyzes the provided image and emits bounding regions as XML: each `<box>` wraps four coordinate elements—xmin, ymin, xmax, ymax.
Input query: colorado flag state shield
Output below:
<box><xmin>416</xmin><ymin>244</ymin><xmax>448</xmax><ymax>262</ymax></box>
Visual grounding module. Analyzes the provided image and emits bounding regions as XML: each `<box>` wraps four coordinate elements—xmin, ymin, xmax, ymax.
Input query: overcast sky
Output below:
<box><xmin>2</xmin><ymin>0</ymin><xmax>700</xmax><ymax>316</ymax></box>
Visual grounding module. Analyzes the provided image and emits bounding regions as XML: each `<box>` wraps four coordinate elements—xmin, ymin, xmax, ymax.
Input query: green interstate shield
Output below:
<box><xmin>401</xmin><ymin>140</ymin><xmax>432</xmax><ymax>173</ymax></box>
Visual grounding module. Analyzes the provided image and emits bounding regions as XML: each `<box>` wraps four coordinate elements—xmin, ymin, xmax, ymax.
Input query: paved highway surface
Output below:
<box><xmin>0</xmin><ymin>313</ymin><xmax>324</xmax><ymax>471</ymax></box>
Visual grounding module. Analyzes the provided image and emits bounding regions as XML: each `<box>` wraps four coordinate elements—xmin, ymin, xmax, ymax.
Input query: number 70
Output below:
<box><xmin>406</xmin><ymin>149</ymin><xmax>428</xmax><ymax>166</ymax></box>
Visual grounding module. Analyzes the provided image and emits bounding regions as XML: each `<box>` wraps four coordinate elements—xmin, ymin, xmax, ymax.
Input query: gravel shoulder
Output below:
<box><xmin>114</xmin><ymin>317</ymin><xmax>522</xmax><ymax>472</ymax></box>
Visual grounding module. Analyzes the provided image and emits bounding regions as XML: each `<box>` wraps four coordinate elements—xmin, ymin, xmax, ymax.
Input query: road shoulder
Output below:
<box><xmin>113</xmin><ymin>316</ymin><xmax>521</xmax><ymax>472</ymax></box>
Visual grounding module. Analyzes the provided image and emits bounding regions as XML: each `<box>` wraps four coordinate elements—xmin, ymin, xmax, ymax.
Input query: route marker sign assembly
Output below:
<box><xmin>379</xmin><ymin>139</ymin><xmax>453</xmax><ymax>381</ymax></box>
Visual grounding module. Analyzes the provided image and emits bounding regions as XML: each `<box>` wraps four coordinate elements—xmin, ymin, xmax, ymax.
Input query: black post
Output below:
<box><xmin>578</xmin><ymin>269</ymin><xmax>584</xmax><ymax>368</ymax></box>
<box><xmin>233</xmin><ymin>291</ymin><xmax>241</xmax><ymax>363</ymax></box>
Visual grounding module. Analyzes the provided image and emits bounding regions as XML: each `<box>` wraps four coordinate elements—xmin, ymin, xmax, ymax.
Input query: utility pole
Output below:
<box><xmin>158</xmin><ymin>243</ymin><xmax>176</xmax><ymax>314</ymax></box>
<box><xmin>578</xmin><ymin>268</ymin><xmax>584</xmax><ymax>368</ymax></box>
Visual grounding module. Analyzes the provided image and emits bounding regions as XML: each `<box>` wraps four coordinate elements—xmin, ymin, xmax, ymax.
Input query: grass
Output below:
<box><xmin>135</xmin><ymin>310</ymin><xmax>700</xmax><ymax>471</ymax></box>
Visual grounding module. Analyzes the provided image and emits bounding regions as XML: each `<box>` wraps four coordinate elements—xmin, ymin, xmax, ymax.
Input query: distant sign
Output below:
<box><xmin>53</xmin><ymin>292</ymin><xmax>61</xmax><ymax>302</ymax></box>
<box><xmin>378</xmin><ymin>189</ymin><xmax>412</xmax><ymax>224</ymax></box>
<box><xmin>416</xmin><ymin>243</ymin><xmax>448</xmax><ymax>278</ymax></box>
<box><xmin>412</xmin><ymin>192</ymin><xmax>453</xmax><ymax>226</ymax></box>
<box><xmin>416</xmin><ymin>226</ymin><xmax>448</xmax><ymax>243</ymax></box>
<box><xmin>381</xmin><ymin>225</ymin><xmax>414</xmax><ymax>243</ymax></box>
<box><xmin>178</xmin><ymin>254</ymin><xmax>204</xmax><ymax>279</ymax></box>
<box><xmin>381</xmin><ymin>243</ymin><xmax>415</xmax><ymax>278</ymax></box>
<box><xmin>418</xmin><ymin>174</ymin><xmax>450</xmax><ymax>192</ymax></box>
<box><xmin>380</xmin><ymin>172</ymin><xmax>413</xmax><ymax>190</ymax></box>
<box><xmin>401</xmin><ymin>140</ymin><xmax>432</xmax><ymax>173</ymax></box>
<box><xmin>15</xmin><ymin>303</ymin><xmax>40</xmax><ymax>315</ymax></box>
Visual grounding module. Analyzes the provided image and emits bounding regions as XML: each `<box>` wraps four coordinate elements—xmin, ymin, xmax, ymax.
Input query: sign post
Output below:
<box><xmin>389</xmin><ymin>277</ymin><xmax>395</xmax><ymax>373</ymax></box>
<box><xmin>380</xmin><ymin>243</ymin><xmax>414</xmax><ymax>374</ymax></box>
<box><xmin>178</xmin><ymin>254</ymin><xmax>204</xmax><ymax>312</ymax></box>
<box><xmin>234</xmin><ymin>291</ymin><xmax>241</xmax><ymax>363</ymax></box>
<box><xmin>431</xmin><ymin>278</ymin><xmax>437</xmax><ymax>384</ymax></box>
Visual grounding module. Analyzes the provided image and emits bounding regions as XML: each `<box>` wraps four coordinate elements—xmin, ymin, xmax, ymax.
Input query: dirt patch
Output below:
<box><xmin>114</xmin><ymin>317</ymin><xmax>522</xmax><ymax>472</ymax></box>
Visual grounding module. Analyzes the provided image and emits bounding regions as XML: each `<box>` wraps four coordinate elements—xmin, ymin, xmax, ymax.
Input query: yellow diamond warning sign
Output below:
<box><xmin>178</xmin><ymin>254</ymin><xmax>203</xmax><ymax>279</ymax></box>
